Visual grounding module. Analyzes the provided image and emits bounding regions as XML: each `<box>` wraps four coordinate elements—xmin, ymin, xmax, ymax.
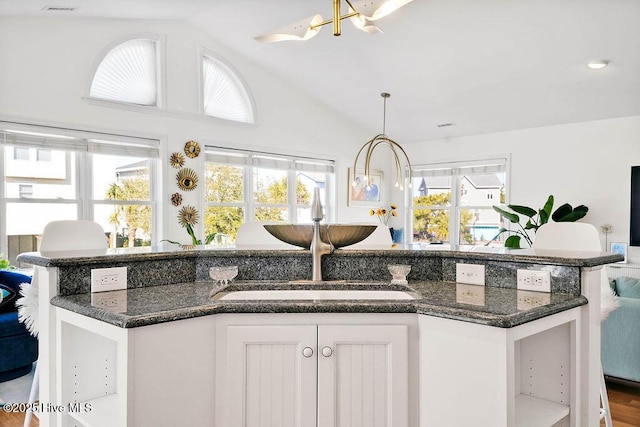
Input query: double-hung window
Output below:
<box><xmin>0</xmin><ymin>123</ymin><xmax>159</xmax><ymax>265</ymax></box>
<box><xmin>204</xmin><ymin>146</ymin><xmax>334</xmax><ymax>244</ymax></box>
<box><xmin>409</xmin><ymin>158</ymin><xmax>508</xmax><ymax>246</ymax></box>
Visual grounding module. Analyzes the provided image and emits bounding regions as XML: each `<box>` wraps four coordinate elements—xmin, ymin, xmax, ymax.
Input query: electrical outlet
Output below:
<box><xmin>91</xmin><ymin>267</ymin><xmax>127</xmax><ymax>292</ymax></box>
<box><xmin>517</xmin><ymin>290</ymin><xmax>551</xmax><ymax>310</ymax></box>
<box><xmin>456</xmin><ymin>283</ymin><xmax>486</xmax><ymax>306</ymax></box>
<box><xmin>91</xmin><ymin>289</ymin><xmax>127</xmax><ymax>313</ymax></box>
<box><xmin>456</xmin><ymin>263</ymin><xmax>485</xmax><ymax>286</ymax></box>
<box><xmin>516</xmin><ymin>269</ymin><xmax>551</xmax><ymax>292</ymax></box>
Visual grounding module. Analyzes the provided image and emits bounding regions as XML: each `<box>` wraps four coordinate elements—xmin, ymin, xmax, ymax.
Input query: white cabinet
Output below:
<box><xmin>418</xmin><ymin>308</ymin><xmax>580</xmax><ymax>427</ymax></box>
<box><xmin>215</xmin><ymin>313</ymin><xmax>415</xmax><ymax>427</ymax></box>
<box><xmin>55</xmin><ymin>308</ymin><xmax>216</xmax><ymax>427</ymax></box>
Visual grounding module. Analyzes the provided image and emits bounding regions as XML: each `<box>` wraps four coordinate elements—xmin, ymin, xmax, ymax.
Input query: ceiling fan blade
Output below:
<box><xmin>255</xmin><ymin>14</ymin><xmax>324</xmax><ymax>42</ymax></box>
<box><xmin>349</xmin><ymin>9</ymin><xmax>383</xmax><ymax>34</ymax></box>
<box><xmin>350</xmin><ymin>0</ymin><xmax>414</xmax><ymax>21</ymax></box>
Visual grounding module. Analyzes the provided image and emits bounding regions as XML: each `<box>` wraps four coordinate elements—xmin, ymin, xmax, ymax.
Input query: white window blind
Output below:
<box><xmin>202</xmin><ymin>55</ymin><xmax>254</xmax><ymax>123</ymax></box>
<box><xmin>205</xmin><ymin>146</ymin><xmax>334</xmax><ymax>173</ymax></box>
<box><xmin>1</xmin><ymin>125</ymin><xmax>160</xmax><ymax>158</ymax></box>
<box><xmin>90</xmin><ymin>39</ymin><xmax>158</xmax><ymax>106</ymax></box>
<box><xmin>413</xmin><ymin>158</ymin><xmax>507</xmax><ymax>177</ymax></box>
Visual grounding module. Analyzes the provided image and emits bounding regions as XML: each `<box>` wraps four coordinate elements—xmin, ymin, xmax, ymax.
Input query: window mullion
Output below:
<box><xmin>80</xmin><ymin>150</ymin><xmax>91</xmax><ymax>220</ymax></box>
<box><xmin>288</xmin><ymin>170</ymin><xmax>296</xmax><ymax>223</ymax></box>
<box><xmin>451</xmin><ymin>173</ymin><xmax>462</xmax><ymax>245</ymax></box>
<box><xmin>245</xmin><ymin>164</ymin><xmax>253</xmax><ymax>222</ymax></box>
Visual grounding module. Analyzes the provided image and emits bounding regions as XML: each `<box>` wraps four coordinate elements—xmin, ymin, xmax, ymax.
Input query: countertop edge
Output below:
<box><xmin>50</xmin><ymin>294</ymin><xmax>588</xmax><ymax>329</ymax></box>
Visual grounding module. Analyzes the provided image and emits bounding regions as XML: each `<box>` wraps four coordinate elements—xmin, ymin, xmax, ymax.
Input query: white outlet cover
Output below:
<box><xmin>456</xmin><ymin>283</ymin><xmax>485</xmax><ymax>306</ymax></box>
<box><xmin>91</xmin><ymin>289</ymin><xmax>128</xmax><ymax>313</ymax></box>
<box><xmin>516</xmin><ymin>269</ymin><xmax>551</xmax><ymax>293</ymax></box>
<box><xmin>91</xmin><ymin>266</ymin><xmax>127</xmax><ymax>293</ymax></box>
<box><xmin>455</xmin><ymin>263</ymin><xmax>485</xmax><ymax>286</ymax></box>
<box><xmin>517</xmin><ymin>290</ymin><xmax>551</xmax><ymax>310</ymax></box>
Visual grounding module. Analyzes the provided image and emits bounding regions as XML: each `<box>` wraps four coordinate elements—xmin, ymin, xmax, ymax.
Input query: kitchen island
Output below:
<box><xmin>18</xmin><ymin>245</ymin><xmax>621</xmax><ymax>427</ymax></box>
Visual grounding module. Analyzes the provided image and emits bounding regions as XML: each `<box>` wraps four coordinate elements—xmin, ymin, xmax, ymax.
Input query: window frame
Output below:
<box><xmin>0</xmin><ymin>121</ymin><xmax>161</xmax><ymax>260</ymax></box>
<box><xmin>407</xmin><ymin>157</ymin><xmax>510</xmax><ymax>245</ymax></box>
<box><xmin>198</xmin><ymin>47</ymin><xmax>256</xmax><ymax>124</ymax></box>
<box><xmin>85</xmin><ymin>33</ymin><xmax>166</xmax><ymax>109</ymax></box>
<box><xmin>203</xmin><ymin>146</ymin><xmax>335</xmax><ymax>242</ymax></box>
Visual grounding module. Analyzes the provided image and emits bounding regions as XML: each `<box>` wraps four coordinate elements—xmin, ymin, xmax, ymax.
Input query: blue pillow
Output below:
<box><xmin>614</xmin><ymin>277</ymin><xmax>640</xmax><ymax>299</ymax></box>
<box><xmin>0</xmin><ymin>284</ymin><xmax>17</xmax><ymax>313</ymax></box>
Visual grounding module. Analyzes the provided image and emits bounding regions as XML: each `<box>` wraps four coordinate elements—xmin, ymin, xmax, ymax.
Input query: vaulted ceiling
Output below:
<box><xmin>2</xmin><ymin>0</ymin><xmax>639</xmax><ymax>143</ymax></box>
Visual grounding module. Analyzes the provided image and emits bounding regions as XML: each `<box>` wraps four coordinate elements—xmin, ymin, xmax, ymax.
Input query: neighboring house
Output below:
<box><xmin>421</xmin><ymin>174</ymin><xmax>503</xmax><ymax>242</ymax></box>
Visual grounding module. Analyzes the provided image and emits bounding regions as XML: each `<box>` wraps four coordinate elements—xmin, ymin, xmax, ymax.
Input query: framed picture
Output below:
<box><xmin>347</xmin><ymin>167</ymin><xmax>383</xmax><ymax>206</ymax></box>
<box><xmin>610</xmin><ymin>242</ymin><xmax>628</xmax><ymax>263</ymax></box>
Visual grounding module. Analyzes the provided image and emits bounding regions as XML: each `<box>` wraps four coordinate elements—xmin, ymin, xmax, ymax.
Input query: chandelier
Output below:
<box><xmin>352</xmin><ymin>93</ymin><xmax>413</xmax><ymax>191</ymax></box>
<box><xmin>255</xmin><ymin>0</ymin><xmax>414</xmax><ymax>42</ymax></box>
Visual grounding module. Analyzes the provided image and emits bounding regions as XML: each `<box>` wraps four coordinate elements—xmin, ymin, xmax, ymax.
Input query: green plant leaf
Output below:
<box><xmin>552</xmin><ymin>204</ymin><xmax>589</xmax><ymax>222</ymax></box>
<box><xmin>493</xmin><ymin>206</ymin><xmax>520</xmax><ymax>223</ymax></box>
<box><xmin>508</xmin><ymin>205</ymin><xmax>537</xmax><ymax>217</ymax></box>
<box><xmin>539</xmin><ymin>208</ymin><xmax>549</xmax><ymax>225</ymax></box>
<box><xmin>159</xmin><ymin>239</ymin><xmax>181</xmax><ymax>246</ymax></box>
<box><xmin>205</xmin><ymin>233</ymin><xmax>217</xmax><ymax>245</ymax></box>
<box><xmin>540</xmin><ymin>195</ymin><xmax>554</xmax><ymax>225</ymax></box>
<box><xmin>524</xmin><ymin>219</ymin><xmax>535</xmax><ymax>230</ymax></box>
<box><xmin>504</xmin><ymin>235</ymin><xmax>522</xmax><ymax>248</ymax></box>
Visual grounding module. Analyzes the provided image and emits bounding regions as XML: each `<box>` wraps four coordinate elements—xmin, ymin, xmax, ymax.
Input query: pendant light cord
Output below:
<box><xmin>381</xmin><ymin>92</ymin><xmax>390</xmax><ymax>135</ymax></box>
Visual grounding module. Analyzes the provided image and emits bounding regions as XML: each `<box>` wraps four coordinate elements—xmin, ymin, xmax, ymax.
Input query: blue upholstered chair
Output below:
<box><xmin>0</xmin><ymin>270</ymin><xmax>37</xmax><ymax>382</ymax></box>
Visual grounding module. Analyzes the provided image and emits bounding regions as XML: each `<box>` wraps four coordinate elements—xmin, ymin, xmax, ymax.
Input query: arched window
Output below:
<box><xmin>202</xmin><ymin>54</ymin><xmax>254</xmax><ymax>123</ymax></box>
<box><xmin>90</xmin><ymin>38</ymin><xmax>159</xmax><ymax>106</ymax></box>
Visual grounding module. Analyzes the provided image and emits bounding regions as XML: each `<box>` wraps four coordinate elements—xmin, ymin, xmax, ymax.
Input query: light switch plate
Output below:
<box><xmin>456</xmin><ymin>263</ymin><xmax>485</xmax><ymax>286</ymax></box>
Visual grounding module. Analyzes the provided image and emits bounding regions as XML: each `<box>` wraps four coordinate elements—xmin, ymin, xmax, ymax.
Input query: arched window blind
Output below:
<box><xmin>202</xmin><ymin>55</ymin><xmax>254</xmax><ymax>123</ymax></box>
<box><xmin>90</xmin><ymin>39</ymin><xmax>158</xmax><ymax>106</ymax></box>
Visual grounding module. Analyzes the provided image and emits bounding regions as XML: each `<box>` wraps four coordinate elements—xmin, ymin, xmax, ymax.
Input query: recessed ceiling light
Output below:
<box><xmin>587</xmin><ymin>60</ymin><xmax>609</xmax><ymax>70</ymax></box>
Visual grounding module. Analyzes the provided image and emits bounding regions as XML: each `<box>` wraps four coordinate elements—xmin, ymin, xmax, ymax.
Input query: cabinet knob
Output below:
<box><xmin>302</xmin><ymin>347</ymin><xmax>314</xmax><ymax>358</ymax></box>
<box><xmin>321</xmin><ymin>346</ymin><xmax>333</xmax><ymax>357</ymax></box>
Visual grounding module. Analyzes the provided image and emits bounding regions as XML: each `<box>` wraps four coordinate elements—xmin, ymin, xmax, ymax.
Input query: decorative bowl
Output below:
<box><xmin>210</xmin><ymin>266</ymin><xmax>238</xmax><ymax>284</ymax></box>
<box><xmin>263</xmin><ymin>224</ymin><xmax>377</xmax><ymax>249</ymax></box>
<box><xmin>388</xmin><ymin>264</ymin><xmax>411</xmax><ymax>284</ymax></box>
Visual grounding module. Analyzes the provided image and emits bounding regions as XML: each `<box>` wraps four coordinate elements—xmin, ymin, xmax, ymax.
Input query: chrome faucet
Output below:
<box><xmin>310</xmin><ymin>187</ymin><xmax>333</xmax><ymax>281</ymax></box>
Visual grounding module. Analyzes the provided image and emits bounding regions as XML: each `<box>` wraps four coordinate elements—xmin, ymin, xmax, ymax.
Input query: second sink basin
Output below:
<box><xmin>213</xmin><ymin>289</ymin><xmax>416</xmax><ymax>301</ymax></box>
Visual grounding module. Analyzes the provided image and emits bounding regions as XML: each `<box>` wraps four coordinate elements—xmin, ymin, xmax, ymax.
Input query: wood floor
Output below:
<box><xmin>0</xmin><ymin>381</ymin><xmax>638</xmax><ymax>426</ymax></box>
<box><xmin>602</xmin><ymin>380</ymin><xmax>640</xmax><ymax>427</ymax></box>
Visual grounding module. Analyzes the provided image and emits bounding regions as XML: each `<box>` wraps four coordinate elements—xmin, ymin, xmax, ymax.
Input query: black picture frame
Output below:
<box><xmin>631</xmin><ymin>166</ymin><xmax>640</xmax><ymax>246</ymax></box>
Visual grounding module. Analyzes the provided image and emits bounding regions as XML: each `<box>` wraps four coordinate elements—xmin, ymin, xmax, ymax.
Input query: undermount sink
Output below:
<box><xmin>213</xmin><ymin>289</ymin><xmax>416</xmax><ymax>301</ymax></box>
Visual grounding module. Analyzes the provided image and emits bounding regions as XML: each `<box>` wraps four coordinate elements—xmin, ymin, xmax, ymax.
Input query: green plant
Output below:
<box><xmin>161</xmin><ymin>205</ymin><xmax>217</xmax><ymax>247</ymax></box>
<box><xmin>490</xmin><ymin>195</ymin><xmax>588</xmax><ymax>248</ymax></box>
<box><xmin>0</xmin><ymin>253</ymin><xmax>9</xmax><ymax>269</ymax></box>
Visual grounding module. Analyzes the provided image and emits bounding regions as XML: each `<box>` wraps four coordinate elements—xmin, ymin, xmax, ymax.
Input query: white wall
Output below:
<box><xmin>402</xmin><ymin>116</ymin><xmax>640</xmax><ymax>263</ymax></box>
<box><xmin>0</xmin><ymin>16</ymin><xmax>384</xmax><ymax>243</ymax></box>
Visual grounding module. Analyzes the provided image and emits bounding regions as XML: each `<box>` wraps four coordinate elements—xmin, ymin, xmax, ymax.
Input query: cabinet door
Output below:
<box><xmin>317</xmin><ymin>324</ymin><xmax>409</xmax><ymax>427</ymax></box>
<box><xmin>225</xmin><ymin>324</ymin><xmax>318</xmax><ymax>427</ymax></box>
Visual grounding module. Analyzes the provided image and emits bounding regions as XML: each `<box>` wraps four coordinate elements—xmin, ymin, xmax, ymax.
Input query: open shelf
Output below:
<box><xmin>67</xmin><ymin>394</ymin><xmax>121</xmax><ymax>427</ymax></box>
<box><xmin>515</xmin><ymin>394</ymin><xmax>569</xmax><ymax>427</ymax></box>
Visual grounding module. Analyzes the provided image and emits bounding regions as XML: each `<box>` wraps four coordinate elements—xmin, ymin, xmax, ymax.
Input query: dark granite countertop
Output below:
<box><xmin>18</xmin><ymin>244</ymin><xmax>623</xmax><ymax>268</ymax></box>
<box><xmin>51</xmin><ymin>280</ymin><xmax>587</xmax><ymax>329</ymax></box>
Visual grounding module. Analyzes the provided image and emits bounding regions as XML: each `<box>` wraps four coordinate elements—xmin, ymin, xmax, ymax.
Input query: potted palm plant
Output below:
<box><xmin>491</xmin><ymin>195</ymin><xmax>588</xmax><ymax>248</ymax></box>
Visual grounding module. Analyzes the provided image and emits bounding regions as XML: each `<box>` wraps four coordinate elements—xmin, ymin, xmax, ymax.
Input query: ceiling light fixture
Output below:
<box><xmin>587</xmin><ymin>60</ymin><xmax>609</xmax><ymax>70</ymax></box>
<box><xmin>255</xmin><ymin>0</ymin><xmax>414</xmax><ymax>43</ymax></box>
<box><xmin>42</xmin><ymin>6</ymin><xmax>77</xmax><ymax>12</ymax></box>
<box><xmin>352</xmin><ymin>93</ymin><xmax>413</xmax><ymax>191</ymax></box>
